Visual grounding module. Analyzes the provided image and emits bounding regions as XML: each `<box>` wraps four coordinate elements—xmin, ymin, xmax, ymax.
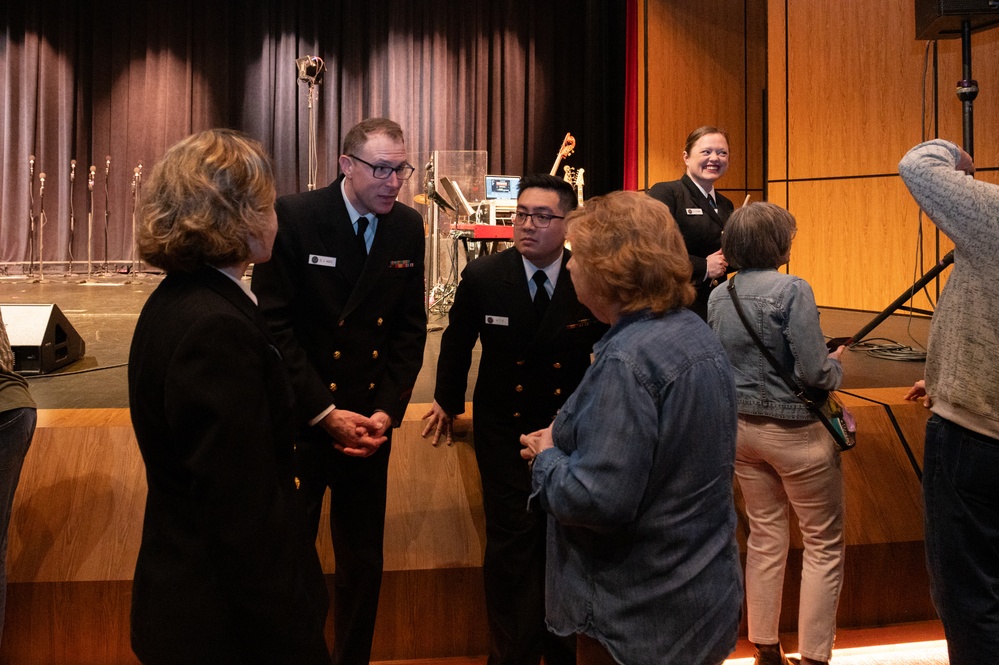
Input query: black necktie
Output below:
<box><xmin>533</xmin><ymin>270</ymin><xmax>550</xmax><ymax>318</ymax></box>
<box><xmin>707</xmin><ymin>195</ymin><xmax>717</xmax><ymax>211</ymax></box>
<box><xmin>356</xmin><ymin>216</ymin><xmax>369</xmax><ymax>257</ymax></box>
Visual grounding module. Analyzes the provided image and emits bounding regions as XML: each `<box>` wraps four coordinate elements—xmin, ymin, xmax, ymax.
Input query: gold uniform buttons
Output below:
<box><xmin>554</xmin><ymin>388</ymin><xmax>562</xmax><ymax>396</ymax></box>
<box><xmin>516</xmin><ymin>360</ymin><xmax>526</xmax><ymax>366</ymax></box>
<box><xmin>377</xmin><ymin>317</ymin><xmax>384</xmax><ymax>326</ymax></box>
<box><xmin>333</xmin><ymin>351</ymin><xmax>342</xmax><ymax>360</ymax></box>
<box><xmin>553</xmin><ymin>362</ymin><xmax>561</xmax><ymax>369</ymax></box>
<box><xmin>372</xmin><ymin>350</ymin><xmax>379</xmax><ymax>359</ymax></box>
<box><xmin>368</xmin><ymin>382</ymin><xmax>376</xmax><ymax>390</ymax></box>
<box><xmin>294</xmin><ymin>477</ymin><xmax>301</xmax><ymax>489</ymax></box>
<box><xmin>515</xmin><ymin>385</ymin><xmax>524</xmax><ymax>392</ymax></box>
<box><xmin>338</xmin><ymin>320</ymin><xmax>345</xmax><ymax>327</ymax></box>
<box><xmin>329</xmin><ymin>383</ymin><xmax>337</xmax><ymax>392</ymax></box>
<box><xmin>513</xmin><ymin>412</ymin><xmax>521</xmax><ymax>418</ymax></box>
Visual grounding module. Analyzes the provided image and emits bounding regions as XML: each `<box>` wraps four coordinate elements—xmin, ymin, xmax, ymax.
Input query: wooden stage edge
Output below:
<box><xmin>4</xmin><ymin>392</ymin><xmax>937</xmax><ymax>664</ymax></box>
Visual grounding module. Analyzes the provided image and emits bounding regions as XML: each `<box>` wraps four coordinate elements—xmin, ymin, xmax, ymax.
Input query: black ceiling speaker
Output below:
<box><xmin>916</xmin><ymin>0</ymin><xmax>999</xmax><ymax>39</ymax></box>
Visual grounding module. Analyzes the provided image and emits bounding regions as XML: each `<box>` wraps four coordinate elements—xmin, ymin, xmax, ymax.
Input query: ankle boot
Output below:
<box><xmin>753</xmin><ymin>642</ymin><xmax>790</xmax><ymax>665</ymax></box>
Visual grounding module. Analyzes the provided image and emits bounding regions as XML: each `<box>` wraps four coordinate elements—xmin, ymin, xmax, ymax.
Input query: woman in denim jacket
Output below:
<box><xmin>707</xmin><ymin>203</ymin><xmax>846</xmax><ymax>665</ymax></box>
<box><xmin>520</xmin><ymin>191</ymin><xmax>743</xmax><ymax>665</ymax></box>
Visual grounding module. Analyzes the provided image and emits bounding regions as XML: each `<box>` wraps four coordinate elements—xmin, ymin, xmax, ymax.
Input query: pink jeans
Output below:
<box><xmin>736</xmin><ymin>414</ymin><xmax>845</xmax><ymax>662</ymax></box>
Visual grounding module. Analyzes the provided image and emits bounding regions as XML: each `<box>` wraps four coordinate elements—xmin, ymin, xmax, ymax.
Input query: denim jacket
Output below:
<box><xmin>529</xmin><ymin>308</ymin><xmax>742</xmax><ymax>665</ymax></box>
<box><xmin>707</xmin><ymin>268</ymin><xmax>842</xmax><ymax>420</ymax></box>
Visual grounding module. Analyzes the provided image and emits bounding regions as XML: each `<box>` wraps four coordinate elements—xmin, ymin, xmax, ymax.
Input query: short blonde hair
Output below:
<box><xmin>567</xmin><ymin>191</ymin><xmax>694</xmax><ymax>314</ymax></box>
<box><xmin>138</xmin><ymin>128</ymin><xmax>275</xmax><ymax>273</ymax></box>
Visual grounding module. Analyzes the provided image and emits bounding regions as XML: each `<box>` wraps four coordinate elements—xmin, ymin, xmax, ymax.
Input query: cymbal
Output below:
<box><xmin>414</xmin><ymin>193</ymin><xmax>428</xmax><ymax>205</ymax></box>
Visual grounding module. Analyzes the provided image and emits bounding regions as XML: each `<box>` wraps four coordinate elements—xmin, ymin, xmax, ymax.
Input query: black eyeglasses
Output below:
<box><xmin>512</xmin><ymin>211</ymin><xmax>565</xmax><ymax>228</ymax></box>
<box><xmin>349</xmin><ymin>154</ymin><xmax>416</xmax><ymax>180</ymax></box>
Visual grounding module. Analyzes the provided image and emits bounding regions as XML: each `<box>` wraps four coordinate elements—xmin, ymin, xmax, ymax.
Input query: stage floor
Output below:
<box><xmin>1</xmin><ymin>274</ymin><xmax>931</xmax><ymax>410</ymax></box>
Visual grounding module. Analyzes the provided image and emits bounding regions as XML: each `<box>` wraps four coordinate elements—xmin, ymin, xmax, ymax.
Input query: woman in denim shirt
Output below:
<box><xmin>707</xmin><ymin>203</ymin><xmax>846</xmax><ymax>665</ymax></box>
<box><xmin>520</xmin><ymin>191</ymin><xmax>743</xmax><ymax>665</ymax></box>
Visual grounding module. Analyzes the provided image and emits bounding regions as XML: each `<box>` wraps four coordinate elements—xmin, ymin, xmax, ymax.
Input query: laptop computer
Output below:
<box><xmin>484</xmin><ymin>175</ymin><xmax>520</xmax><ymax>202</ymax></box>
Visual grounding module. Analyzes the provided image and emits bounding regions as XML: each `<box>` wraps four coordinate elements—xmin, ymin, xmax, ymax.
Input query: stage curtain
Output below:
<box><xmin>0</xmin><ymin>0</ymin><xmax>625</xmax><ymax>270</ymax></box>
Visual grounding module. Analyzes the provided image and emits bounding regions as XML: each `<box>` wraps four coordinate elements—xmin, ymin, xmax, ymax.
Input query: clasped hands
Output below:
<box><xmin>321</xmin><ymin>408</ymin><xmax>390</xmax><ymax>457</ymax></box>
<box><xmin>519</xmin><ymin>424</ymin><xmax>554</xmax><ymax>463</ymax></box>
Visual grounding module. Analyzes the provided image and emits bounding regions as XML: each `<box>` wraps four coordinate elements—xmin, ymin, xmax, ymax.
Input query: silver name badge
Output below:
<box><xmin>685</xmin><ymin>208</ymin><xmax>704</xmax><ymax>215</ymax></box>
<box><xmin>485</xmin><ymin>315</ymin><xmax>509</xmax><ymax>326</ymax></box>
<box><xmin>308</xmin><ymin>254</ymin><xmax>337</xmax><ymax>267</ymax></box>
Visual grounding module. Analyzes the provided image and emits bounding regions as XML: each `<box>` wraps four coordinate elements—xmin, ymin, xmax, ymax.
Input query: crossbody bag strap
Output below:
<box><xmin>726</xmin><ymin>275</ymin><xmax>815</xmax><ymax>407</ymax></box>
<box><xmin>727</xmin><ymin>275</ymin><xmax>849</xmax><ymax>449</ymax></box>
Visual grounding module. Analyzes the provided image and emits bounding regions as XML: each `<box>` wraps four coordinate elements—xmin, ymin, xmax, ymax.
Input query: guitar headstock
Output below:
<box><xmin>559</xmin><ymin>133</ymin><xmax>576</xmax><ymax>160</ymax></box>
<box><xmin>575</xmin><ymin>168</ymin><xmax>585</xmax><ymax>186</ymax></box>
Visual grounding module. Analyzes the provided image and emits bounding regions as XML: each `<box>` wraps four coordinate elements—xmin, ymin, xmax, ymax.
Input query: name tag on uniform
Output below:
<box><xmin>685</xmin><ymin>208</ymin><xmax>704</xmax><ymax>215</ymax></box>
<box><xmin>485</xmin><ymin>315</ymin><xmax>509</xmax><ymax>326</ymax></box>
<box><xmin>308</xmin><ymin>254</ymin><xmax>337</xmax><ymax>267</ymax></box>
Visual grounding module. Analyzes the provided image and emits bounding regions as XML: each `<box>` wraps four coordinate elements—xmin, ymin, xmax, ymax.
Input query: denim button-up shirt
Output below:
<box><xmin>707</xmin><ymin>268</ymin><xmax>842</xmax><ymax>420</ymax></box>
<box><xmin>529</xmin><ymin>308</ymin><xmax>742</xmax><ymax>665</ymax></box>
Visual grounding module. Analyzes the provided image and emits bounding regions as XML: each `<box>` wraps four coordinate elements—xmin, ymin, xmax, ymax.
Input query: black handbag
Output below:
<box><xmin>726</xmin><ymin>276</ymin><xmax>856</xmax><ymax>451</ymax></box>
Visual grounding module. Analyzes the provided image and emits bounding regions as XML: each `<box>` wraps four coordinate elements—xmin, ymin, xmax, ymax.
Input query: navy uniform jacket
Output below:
<box><xmin>434</xmin><ymin>247</ymin><xmax>607</xmax><ymax>489</ymax></box>
<box><xmin>128</xmin><ymin>266</ymin><xmax>329</xmax><ymax>665</ymax></box>
<box><xmin>251</xmin><ymin>175</ymin><xmax>427</xmax><ymax>433</ymax></box>
<box><xmin>648</xmin><ymin>174</ymin><xmax>734</xmax><ymax>319</ymax></box>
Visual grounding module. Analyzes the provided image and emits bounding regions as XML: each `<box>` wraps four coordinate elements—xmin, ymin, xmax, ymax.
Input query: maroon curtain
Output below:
<box><xmin>0</xmin><ymin>0</ymin><xmax>625</xmax><ymax>271</ymax></box>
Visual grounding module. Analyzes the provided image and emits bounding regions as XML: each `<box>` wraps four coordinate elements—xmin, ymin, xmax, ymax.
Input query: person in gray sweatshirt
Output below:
<box><xmin>899</xmin><ymin>138</ymin><xmax>999</xmax><ymax>665</ymax></box>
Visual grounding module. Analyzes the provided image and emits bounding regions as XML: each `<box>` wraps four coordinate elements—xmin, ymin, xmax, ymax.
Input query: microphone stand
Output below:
<box><xmin>295</xmin><ymin>55</ymin><xmax>324</xmax><ymax>191</ymax></box>
<box><xmin>69</xmin><ymin>159</ymin><xmax>77</xmax><ymax>275</ymax></box>
<box><xmin>86</xmin><ymin>166</ymin><xmax>95</xmax><ymax>281</ymax></box>
<box><xmin>126</xmin><ymin>164</ymin><xmax>142</xmax><ymax>283</ymax></box>
<box><xmin>102</xmin><ymin>156</ymin><xmax>110</xmax><ymax>274</ymax></box>
<box><xmin>36</xmin><ymin>172</ymin><xmax>47</xmax><ymax>282</ymax></box>
<box><xmin>27</xmin><ymin>155</ymin><xmax>36</xmax><ymax>277</ymax></box>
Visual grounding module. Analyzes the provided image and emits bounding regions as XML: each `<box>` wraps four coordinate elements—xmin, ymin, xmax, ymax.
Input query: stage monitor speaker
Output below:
<box><xmin>915</xmin><ymin>0</ymin><xmax>999</xmax><ymax>39</ymax></box>
<box><xmin>1</xmin><ymin>304</ymin><xmax>86</xmax><ymax>375</ymax></box>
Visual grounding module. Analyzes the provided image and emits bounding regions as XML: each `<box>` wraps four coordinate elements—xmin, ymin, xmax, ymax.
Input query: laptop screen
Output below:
<box><xmin>484</xmin><ymin>175</ymin><xmax>520</xmax><ymax>200</ymax></box>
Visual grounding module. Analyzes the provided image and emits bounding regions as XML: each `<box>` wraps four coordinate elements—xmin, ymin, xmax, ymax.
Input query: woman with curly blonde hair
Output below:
<box><xmin>128</xmin><ymin>129</ymin><xmax>330</xmax><ymax>664</ymax></box>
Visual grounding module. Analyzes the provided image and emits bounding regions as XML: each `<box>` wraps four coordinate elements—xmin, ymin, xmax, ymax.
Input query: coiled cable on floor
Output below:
<box><xmin>846</xmin><ymin>337</ymin><xmax>927</xmax><ymax>362</ymax></box>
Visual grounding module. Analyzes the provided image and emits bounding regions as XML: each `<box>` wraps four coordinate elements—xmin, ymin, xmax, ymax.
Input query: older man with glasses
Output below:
<box><xmin>252</xmin><ymin>117</ymin><xmax>427</xmax><ymax>665</ymax></box>
<box><xmin>422</xmin><ymin>174</ymin><xmax>607</xmax><ymax>665</ymax></box>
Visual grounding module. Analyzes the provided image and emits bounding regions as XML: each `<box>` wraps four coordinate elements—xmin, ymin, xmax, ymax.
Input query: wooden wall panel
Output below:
<box><xmin>767</xmin><ymin>1</ymin><xmax>787</xmax><ymax>184</ymax></box>
<box><xmin>8</xmin><ymin>415</ymin><xmax>144</xmax><ymax>583</ymax></box>
<box><xmin>746</xmin><ymin>0</ymin><xmax>769</xmax><ymax>193</ymax></box>
<box><xmin>642</xmin><ymin>0</ymin><xmax>765</xmax><ymax>200</ymax></box>
<box><xmin>766</xmin><ymin>0</ymin><xmax>999</xmax><ymax>308</ymax></box>
<box><xmin>785</xmin><ymin>178</ymin><xmax>954</xmax><ymax>312</ymax></box>
<box><xmin>785</xmin><ymin>0</ymin><xmax>928</xmax><ymax>178</ymax></box>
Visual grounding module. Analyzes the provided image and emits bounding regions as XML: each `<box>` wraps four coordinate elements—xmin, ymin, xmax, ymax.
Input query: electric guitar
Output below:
<box><xmin>549</xmin><ymin>133</ymin><xmax>576</xmax><ymax>176</ymax></box>
<box><xmin>562</xmin><ymin>166</ymin><xmax>585</xmax><ymax>207</ymax></box>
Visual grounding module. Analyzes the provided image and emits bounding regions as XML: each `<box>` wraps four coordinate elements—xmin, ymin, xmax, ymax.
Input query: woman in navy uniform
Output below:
<box><xmin>648</xmin><ymin>126</ymin><xmax>735</xmax><ymax>320</ymax></box>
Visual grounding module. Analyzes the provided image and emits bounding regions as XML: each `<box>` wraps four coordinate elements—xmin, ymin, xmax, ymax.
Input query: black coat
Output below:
<box><xmin>648</xmin><ymin>174</ymin><xmax>734</xmax><ymax>319</ymax></box>
<box><xmin>251</xmin><ymin>175</ymin><xmax>427</xmax><ymax>430</ymax></box>
<box><xmin>128</xmin><ymin>266</ymin><xmax>329</xmax><ymax>665</ymax></box>
<box><xmin>434</xmin><ymin>248</ymin><xmax>607</xmax><ymax>487</ymax></box>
